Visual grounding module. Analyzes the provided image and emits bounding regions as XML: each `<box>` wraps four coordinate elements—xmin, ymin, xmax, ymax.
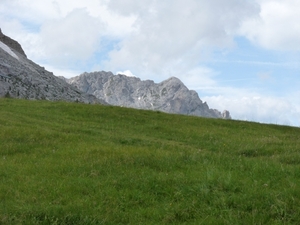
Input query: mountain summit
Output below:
<box><xmin>67</xmin><ymin>71</ymin><xmax>231</xmax><ymax>119</ymax></box>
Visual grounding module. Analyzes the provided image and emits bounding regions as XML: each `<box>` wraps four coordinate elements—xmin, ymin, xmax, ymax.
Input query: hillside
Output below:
<box><xmin>1</xmin><ymin>98</ymin><xmax>300</xmax><ymax>224</ymax></box>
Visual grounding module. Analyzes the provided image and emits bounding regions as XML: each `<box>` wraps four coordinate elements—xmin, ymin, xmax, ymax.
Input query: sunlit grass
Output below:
<box><xmin>1</xmin><ymin>98</ymin><xmax>300</xmax><ymax>224</ymax></box>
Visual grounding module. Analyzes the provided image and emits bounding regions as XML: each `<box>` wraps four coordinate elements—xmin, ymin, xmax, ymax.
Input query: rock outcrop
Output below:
<box><xmin>67</xmin><ymin>71</ymin><xmax>231</xmax><ymax>119</ymax></box>
<box><xmin>0</xmin><ymin>29</ymin><xmax>105</xmax><ymax>104</ymax></box>
<box><xmin>0</xmin><ymin>28</ymin><xmax>27</xmax><ymax>57</ymax></box>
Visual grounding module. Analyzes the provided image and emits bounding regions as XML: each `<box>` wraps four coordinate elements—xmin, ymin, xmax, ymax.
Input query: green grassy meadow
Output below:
<box><xmin>1</xmin><ymin>98</ymin><xmax>300</xmax><ymax>224</ymax></box>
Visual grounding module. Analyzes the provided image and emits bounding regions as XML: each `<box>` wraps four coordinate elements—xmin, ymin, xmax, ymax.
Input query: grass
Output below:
<box><xmin>0</xmin><ymin>98</ymin><xmax>300</xmax><ymax>224</ymax></box>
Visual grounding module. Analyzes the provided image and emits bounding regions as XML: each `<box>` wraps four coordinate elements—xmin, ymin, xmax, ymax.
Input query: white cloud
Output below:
<box><xmin>116</xmin><ymin>70</ymin><xmax>136</xmax><ymax>77</ymax></box>
<box><xmin>53</xmin><ymin>0</ymin><xmax>137</xmax><ymax>37</ymax></box>
<box><xmin>240</xmin><ymin>0</ymin><xmax>300</xmax><ymax>51</ymax></box>
<box><xmin>39</xmin><ymin>8</ymin><xmax>104</xmax><ymax>65</ymax></box>
<box><xmin>43</xmin><ymin>64</ymin><xmax>82</xmax><ymax>78</ymax></box>
<box><xmin>174</xmin><ymin>67</ymin><xmax>218</xmax><ymax>91</ymax></box>
<box><xmin>104</xmin><ymin>0</ymin><xmax>260</xmax><ymax>79</ymax></box>
<box><xmin>203</xmin><ymin>94</ymin><xmax>300</xmax><ymax>127</ymax></box>
<box><xmin>0</xmin><ymin>0</ymin><xmax>136</xmax><ymax>67</ymax></box>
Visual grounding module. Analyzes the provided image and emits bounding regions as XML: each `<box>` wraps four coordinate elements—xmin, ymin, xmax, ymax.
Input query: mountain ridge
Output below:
<box><xmin>67</xmin><ymin>71</ymin><xmax>231</xmax><ymax>119</ymax></box>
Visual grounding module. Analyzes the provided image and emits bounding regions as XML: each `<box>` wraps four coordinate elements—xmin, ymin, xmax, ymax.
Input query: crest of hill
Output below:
<box><xmin>67</xmin><ymin>71</ymin><xmax>231</xmax><ymax>119</ymax></box>
<box><xmin>0</xmin><ymin>29</ymin><xmax>104</xmax><ymax>104</ymax></box>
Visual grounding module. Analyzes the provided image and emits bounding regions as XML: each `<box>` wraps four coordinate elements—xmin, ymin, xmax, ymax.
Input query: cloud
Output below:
<box><xmin>39</xmin><ymin>8</ymin><xmax>104</xmax><ymax>65</ymax></box>
<box><xmin>192</xmin><ymin>75</ymin><xmax>300</xmax><ymax>127</ymax></box>
<box><xmin>1</xmin><ymin>0</ymin><xmax>260</xmax><ymax>77</ymax></box>
<box><xmin>240</xmin><ymin>0</ymin><xmax>300</xmax><ymax>51</ymax></box>
<box><xmin>0</xmin><ymin>0</ymin><xmax>138</xmax><ymax>74</ymax></box>
<box><xmin>203</xmin><ymin>94</ymin><xmax>300</xmax><ymax>127</ymax></box>
<box><xmin>104</xmin><ymin>0</ymin><xmax>260</xmax><ymax>79</ymax></box>
<box><xmin>116</xmin><ymin>70</ymin><xmax>136</xmax><ymax>77</ymax></box>
<box><xmin>176</xmin><ymin>67</ymin><xmax>218</xmax><ymax>91</ymax></box>
<box><xmin>0</xmin><ymin>0</ymin><xmax>61</xmax><ymax>24</ymax></box>
<box><xmin>106</xmin><ymin>0</ymin><xmax>154</xmax><ymax>16</ymax></box>
<box><xmin>41</xmin><ymin>63</ymin><xmax>82</xmax><ymax>78</ymax></box>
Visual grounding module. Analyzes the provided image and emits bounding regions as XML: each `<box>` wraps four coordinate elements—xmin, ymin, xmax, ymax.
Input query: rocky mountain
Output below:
<box><xmin>0</xmin><ymin>29</ymin><xmax>230</xmax><ymax>119</ymax></box>
<box><xmin>0</xmin><ymin>29</ymin><xmax>103</xmax><ymax>104</ymax></box>
<box><xmin>67</xmin><ymin>71</ymin><xmax>231</xmax><ymax>119</ymax></box>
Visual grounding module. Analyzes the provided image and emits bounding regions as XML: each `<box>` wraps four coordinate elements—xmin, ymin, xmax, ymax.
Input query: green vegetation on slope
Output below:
<box><xmin>0</xmin><ymin>98</ymin><xmax>300</xmax><ymax>224</ymax></box>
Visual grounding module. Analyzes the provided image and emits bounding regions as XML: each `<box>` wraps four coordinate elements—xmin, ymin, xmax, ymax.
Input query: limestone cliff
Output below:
<box><xmin>67</xmin><ymin>71</ymin><xmax>231</xmax><ymax>119</ymax></box>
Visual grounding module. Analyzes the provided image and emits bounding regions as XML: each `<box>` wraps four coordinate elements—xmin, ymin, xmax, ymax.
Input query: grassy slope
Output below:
<box><xmin>0</xmin><ymin>98</ymin><xmax>300</xmax><ymax>224</ymax></box>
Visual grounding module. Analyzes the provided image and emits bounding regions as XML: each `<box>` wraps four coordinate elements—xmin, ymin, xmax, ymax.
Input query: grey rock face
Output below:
<box><xmin>0</xmin><ymin>28</ymin><xmax>27</xmax><ymax>57</ymax></box>
<box><xmin>0</xmin><ymin>30</ymin><xmax>103</xmax><ymax>104</ymax></box>
<box><xmin>222</xmin><ymin>110</ymin><xmax>231</xmax><ymax>119</ymax></box>
<box><xmin>68</xmin><ymin>71</ymin><xmax>231</xmax><ymax>119</ymax></box>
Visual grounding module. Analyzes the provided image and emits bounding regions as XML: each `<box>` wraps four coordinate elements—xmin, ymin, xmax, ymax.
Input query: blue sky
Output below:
<box><xmin>209</xmin><ymin>37</ymin><xmax>300</xmax><ymax>97</ymax></box>
<box><xmin>1</xmin><ymin>0</ymin><xmax>300</xmax><ymax>126</ymax></box>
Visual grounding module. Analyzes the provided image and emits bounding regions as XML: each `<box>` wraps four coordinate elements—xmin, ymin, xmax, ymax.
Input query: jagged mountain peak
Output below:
<box><xmin>162</xmin><ymin>76</ymin><xmax>183</xmax><ymax>83</ymax></box>
<box><xmin>67</xmin><ymin>71</ymin><xmax>231</xmax><ymax>119</ymax></box>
